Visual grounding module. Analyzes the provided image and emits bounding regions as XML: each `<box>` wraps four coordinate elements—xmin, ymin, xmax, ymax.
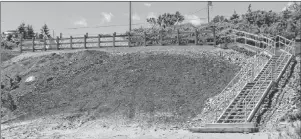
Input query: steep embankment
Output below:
<box><xmin>1</xmin><ymin>49</ymin><xmax>242</xmax><ymax>130</ymax></box>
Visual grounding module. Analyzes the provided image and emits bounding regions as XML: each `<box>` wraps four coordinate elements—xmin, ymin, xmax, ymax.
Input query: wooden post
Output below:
<box><xmin>252</xmin><ymin>62</ymin><xmax>254</xmax><ymax>79</ymax></box>
<box><xmin>20</xmin><ymin>33</ymin><xmax>23</xmax><ymax>53</ymax></box>
<box><xmin>32</xmin><ymin>37</ymin><xmax>35</xmax><ymax>52</ymax></box>
<box><xmin>144</xmin><ymin>32</ymin><xmax>147</xmax><ymax>47</ymax></box>
<box><xmin>128</xmin><ymin>32</ymin><xmax>131</xmax><ymax>47</ymax></box>
<box><xmin>245</xmin><ymin>34</ymin><xmax>247</xmax><ymax>44</ymax></box>
<box><xmin>234</xmin><ymin>35</ymin><xmax>237</xmax><ymax>43</ymax></box>
<box><xmin>60</xmin><ymin>33</ymin><xmax>62</xmax><ymax>39</ymax></box>
<box><xmin>49</xmin><ymin>37</ymin><xmax>52</xmax><ymax>50</ymax></box>
<box><xmin>56</xmin><ymin>36</ymin><xmax>59</xmax><ymax>50</ymax></box>
<box><xmin>86</xmin><ymin>33</ymin><xmax>88</xmax><ymax>38</ymax></box>
<box><xmin>43</xmin><ymin>37</ymin><xmax>46</xmax><ymax>51</ymax></box>
<box><xmin>113</xmin><ymin>32</ymin><xmax>116</xmax><ymax>47</ymax></box>
<box><xmin>84</xmin><ymin>35</ymin><xmax>87</xmax><ymax>49</ymax></box>
<box><xmin>70</xmin><ymin>36</ymin><xmax>73</xmax><ymax>49</ymax></box>
<box><xmin>177</xmin><ymin>29</ymin><xmax>180</xmax><ymax>45</ymax></box>
<box><xmin>160</xmin><ymin>29</ymin><xmax>163</xmax><ymax>46</ymax></box>
<box><xmin>98</xmin><ymin>34</ymin><xmax>101</xmax><ymax>48</ymax></box>
<box><xmin>274</xmin><ymin>41</ymin><xmax>276</xmax><ymax>55</ymax></box>
<box><xmin>195</xmin><ymin>29</ymin><xmax>198</xmax><ymax>45</ymax></box>
<box><xmin>213</xmin><ymin>27</ymin><xmax>216</xmax><ymax>47</ymax></box>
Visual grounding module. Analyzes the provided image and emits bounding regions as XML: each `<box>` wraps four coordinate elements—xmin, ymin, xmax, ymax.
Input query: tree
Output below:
<box><xmin>17</xmin><ymin>22</ymin><xmax>26</xmax><ymax>39</ymax></box>
<box><xmin>247</xmin><ymin>4</ymin><xmax>252</xmax><ymax>13</ymax></box>
<box><xmin>146</xmin><ymin>11</ymin><xmax>185</xmax><ymax>28</ymax></box>
<box><xmin>6</xmin><ymin>34</ymin><xmax>13</xmax><ymax>41</ymax></box>
<box><xmin>26</xmin><ymin>25</ymin><xmax>35</xmax><ymax>39</ymax></box>
<box><xmin>230</xmin><ymin>10</ymin><xmax>240</xmax><ymax>24</ymax></box>
<box><xmin>212</xmin><ymin>15</ymin><xmax>226</xmax><ymax>23</ymax></box>
<box><xmin>40</xmin><ymin>24</ymin><xmax>50</xmax><ymax>38</ymax></box>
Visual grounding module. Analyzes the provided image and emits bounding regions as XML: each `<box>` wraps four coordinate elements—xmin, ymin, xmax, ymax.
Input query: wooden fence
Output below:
<box><xmin>18</xmin><ymin>29</ymin><xmax>216</xmax><ymax>53</ymax></box>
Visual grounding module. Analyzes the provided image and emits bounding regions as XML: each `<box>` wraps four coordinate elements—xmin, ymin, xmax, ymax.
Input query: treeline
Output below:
<box><xmin>131</xmin><ymin>2</ymin><xmax>300</xmax><ymax>45</ymax></box>
<box><xmin>15</xmin><ymin>23</ymin><xmax>52</xmax><ymax>40</ymax></box>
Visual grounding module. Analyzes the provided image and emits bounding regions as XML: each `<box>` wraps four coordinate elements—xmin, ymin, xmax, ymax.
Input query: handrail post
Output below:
<box><xmin>245</xmin><ymin>99</ymin><xmax>247</xmax><ymax>123</ymax></box>
<box><xmin>70</xmin><ymin>36</ymin><xmax>73</xmax><ymax>49</ymax></box>
<box><xmin>245</xmin><ymin>33</ymin><xmax>247</xmax><ymax>44</ymax></box>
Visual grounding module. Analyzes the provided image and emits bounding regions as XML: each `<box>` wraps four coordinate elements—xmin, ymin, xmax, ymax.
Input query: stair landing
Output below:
<box><xmin>189</xmin><ymin>123</ymin><xmax>258</xmax><ymax>133</ymax></box>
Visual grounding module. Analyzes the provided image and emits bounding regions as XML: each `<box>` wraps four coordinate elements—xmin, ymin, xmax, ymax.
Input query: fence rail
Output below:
<box><xmin>18</xmin><ymin>29</ymin><xmax>216</xmax><ymax>53</ymax></box>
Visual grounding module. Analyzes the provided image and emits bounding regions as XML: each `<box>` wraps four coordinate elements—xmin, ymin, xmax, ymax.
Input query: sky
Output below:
<box><xmin>1</xmin><ymin>1</ymin><xmax>291</xmax><ymax>37</ymax></box>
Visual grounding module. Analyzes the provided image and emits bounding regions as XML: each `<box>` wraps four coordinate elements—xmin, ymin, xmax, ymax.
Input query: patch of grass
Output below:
<box><xmin>1</xmin><ymin>50</ymin><xmax>20</xmax><ymax>62</ymax></box>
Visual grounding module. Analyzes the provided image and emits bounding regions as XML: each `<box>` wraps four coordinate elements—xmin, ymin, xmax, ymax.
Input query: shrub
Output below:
<box><xmin>295</xmin><ymin>124</ymin><xmax>301</xmax><ymax>139</ymax></box>
<box><xmin>1</xmin><ymin>40</ymin><xmax>18</xmax><ymax>50</ymax></box>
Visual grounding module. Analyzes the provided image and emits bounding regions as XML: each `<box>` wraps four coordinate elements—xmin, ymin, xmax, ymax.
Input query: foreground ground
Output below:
<box><xmin>1</xmin><ymin>45</ymin><xmax>300</xmax><ymax>139</ymax></box>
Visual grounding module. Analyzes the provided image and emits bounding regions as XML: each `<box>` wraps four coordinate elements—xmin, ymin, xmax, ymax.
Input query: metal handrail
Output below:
<box><xmin>214</xmin><ymin>29</ymin><xmax>295</xmax><ymax>123</ymax></box>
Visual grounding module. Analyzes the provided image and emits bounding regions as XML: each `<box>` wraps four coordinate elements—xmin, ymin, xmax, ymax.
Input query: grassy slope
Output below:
<box><xmin>1</xmin><ymin>50</ymin><xmax>239</xmax><ymax>127</ymax></box>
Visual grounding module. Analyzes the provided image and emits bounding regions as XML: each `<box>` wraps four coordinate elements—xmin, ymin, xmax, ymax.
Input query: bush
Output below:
<box><xmin>1</xmin><ymin>40</ymin><xmax>18</xmax><ymax>50</ymax></box>
<box><xmin>295</xmin><ymin>124</ymin><xmax>301</xmax><ymax>139</ymax></box>
<box><xmin>6</xmin><ymin>34</ymin><xmax>13</xmax><ymax>41</ymax></box>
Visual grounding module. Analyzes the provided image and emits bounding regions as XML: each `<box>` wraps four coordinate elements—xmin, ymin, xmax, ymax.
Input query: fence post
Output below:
<box><xmin>60</xmin><ymin>33</ymin><xmax>62</xmax><ymax>39</ymax></box>
<box><xmin>98</xmin><ymin>34</ymin><xmax>101</xmax><ymax>48</ymax></box>
<box><xmin>213</xmin><ymin>27</ymin><xmax>216</xmax><ymax>47</ymax></box>
<box><xmin>177</xmin><ymin>29</ymin><xmax>180</xmax><ymax>45</ymax></box>
<box><xmin>144</xmin><ymin>32</ymin><xmax>147</xmax><ymax>47</ymax></box>
<box><xmin>84</xmin><ymin>35</ymin><xmax>87</xmax><ymax>49</ymax></box>
<box><xmin>86</xmin><ymin>33</ymin><xmax>88</xmax><ymax>38</ymax></box>
<box><xmin>113</xmin><ymin>32</ymin><xmax>116</xmax><ymax>47</ymax></box>
<box><xmin>128</xmin><ymin>32</ymin><xmax>131</xmax><ymax>47</ymax></box>
<box><xmin>160</xmin><ymin>29</ymin><xmax>163</xmax><ymax>46</ymax></box>
<box><xmin>32</xmin><ymin>37</ymin><xmax>35</xmax><ymax>52</ymax></box>
<box><xmin>20</xmin><ymin>33</ymin><xmax>23</xmax><ymax>53</ymax></box>
<box><xmin>56</xmin><ymin>37</ymin><xmax>60</xmax><ymax>50</ymax></box>
<box><xmin>43</xmin><ymin>37</ymin><xmax>46</xmax><ymax>51</ymax></box>
<box><xmin>195</xmin><ymin>29</ymin><xmax>198</xmax><ymax>45</ymax></box>
<box><xmin>245</xmin><ymin>33</ymin><xmax>247</xmax><ymax>44</ymax></box>
<box><xmin>70</xmin><ymin>36</ymin><xmax>73</xmax><ymax>49</ymax></box>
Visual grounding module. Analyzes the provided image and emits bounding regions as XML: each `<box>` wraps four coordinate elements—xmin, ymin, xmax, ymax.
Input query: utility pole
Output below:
<box><xmin>129</xmin><ymin>1</ymin><xmax>132</xmax><ymax>32</ymax></box>
<box><xmin>208</xmin><ymin>1</ymin><xmax>212</xmax><ymax>23</ymax></box>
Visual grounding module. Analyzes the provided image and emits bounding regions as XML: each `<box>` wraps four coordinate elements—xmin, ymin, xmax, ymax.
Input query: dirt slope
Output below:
<box><xmin>1</xmin><ymin>49</ymin><xmax>241</xmax><ymax>129</ymax></box>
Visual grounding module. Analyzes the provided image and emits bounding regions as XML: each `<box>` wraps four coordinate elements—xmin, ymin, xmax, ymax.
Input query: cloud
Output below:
<box><xmin>144</xmin><ymin>3</ymin><xmax>151</xmax><ymax>7</ymax></box>
<box><xmin>132</xmin><ymin>13</ymin><xmax>141</xmax><ymax>21</ymax></box>
<box><xmin>147</xmin><ymin>12</ymin><xmax>157</xmax><ymax>18</ymax></box>
<box><xmin>101</xmin><ymin>12</ymin><xmax>114</xmax><ymax>23</ymax></box>
<box><xmin>183</xmin><ymin>14</ymin><xmax>206</xmax><ymax>26</ymax></box>
<box><xmin>74</xmin><ymin>17</ymin><xmax>87</xmax><ymax>27</ymax></box>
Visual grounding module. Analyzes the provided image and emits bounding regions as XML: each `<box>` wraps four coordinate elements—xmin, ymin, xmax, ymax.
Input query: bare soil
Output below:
<box><xmin>1</xmin><ymin>45</ymin><xmax>246</xmax><ymax>138</ymax></box>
